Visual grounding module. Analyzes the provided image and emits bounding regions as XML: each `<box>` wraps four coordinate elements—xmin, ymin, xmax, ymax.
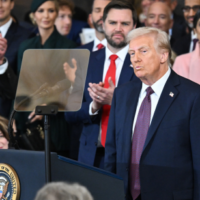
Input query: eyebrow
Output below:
<box><xmin>129</xmin><ymin>46</ymin><xmax>149</xmax><ymax>52</ymax></box>
<box><xmin>108</xmin><ymin>20</ymin><xmax>131</xmax><ymax>24</ymax></box>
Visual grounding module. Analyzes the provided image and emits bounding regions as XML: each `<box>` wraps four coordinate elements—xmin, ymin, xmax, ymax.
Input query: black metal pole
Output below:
<box><xmin>44</xmin><ymin>115</ymin><xmax>51</xmax><ymax>182</ymax></box>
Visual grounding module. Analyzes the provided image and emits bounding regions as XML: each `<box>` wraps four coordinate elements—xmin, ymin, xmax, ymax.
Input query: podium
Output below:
<box><xmin>0</xmin><ymin>150</ymin><xmax>125</xmax><ymax>200</ymax></box>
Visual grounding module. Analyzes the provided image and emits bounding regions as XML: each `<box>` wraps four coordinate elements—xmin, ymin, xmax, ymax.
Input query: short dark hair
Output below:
<box><xmin>57</xmin><ymin>0</ymin><xmax>74</xmax><ymax>14</ymax></box>
<box><xmin>194</xmin><ymin>10</ymin><xmax>200</xmax><ymax>29</ymax></box>
<box><xmin>103</xmin><ymin>0</ymin><xmax>137</xmax><ymax>25</ymax></box>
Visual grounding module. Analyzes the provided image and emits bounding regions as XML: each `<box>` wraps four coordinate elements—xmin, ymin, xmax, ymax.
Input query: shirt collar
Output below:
<box><xmin>93</xmin><ymin>36</ymin><xmax>107</xmax><ymax>48</ymax></box>
<box><xmin>105</xmin><ymin>44</ymin><xmax>129</xmax><ymax>63</ymax></box>
<box><xmin>191</xmin><ymin>30</ymin><xmax>197</xmax><ymax>40</ymax></box>
<box><xmin>140</xmin><ymin>67</ymin><xmax>171</xmax><ymax>98</ymax></box>
<box><xmin>0</xmin><ymin>18</ymin><xmax>12</xmax><ymax>38</ymax></box>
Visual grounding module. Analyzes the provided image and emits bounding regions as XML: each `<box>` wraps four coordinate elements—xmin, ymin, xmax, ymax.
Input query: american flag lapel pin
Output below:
<box><xmin>169</xmin><ymin>92</ymin><xmax>174</xmax><ymax>97</ymax></box>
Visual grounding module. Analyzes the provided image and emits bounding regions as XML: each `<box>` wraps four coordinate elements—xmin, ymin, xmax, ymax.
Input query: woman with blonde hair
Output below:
<box><xmin>15</xmin><ymin>0</ymin><xmax>77</xmax><ymax>155</ymax></box>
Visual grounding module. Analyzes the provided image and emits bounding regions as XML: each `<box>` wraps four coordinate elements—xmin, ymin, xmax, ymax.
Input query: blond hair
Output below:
<box><xmin>127</xmin><ymin>27</ymin><xmax>172</xmax><ymax>66</ymax></box>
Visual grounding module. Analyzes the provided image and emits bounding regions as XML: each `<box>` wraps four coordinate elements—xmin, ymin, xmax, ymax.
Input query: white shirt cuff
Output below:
<box><xmin>0</xmin><ymin>58</ymin><xmax>8</xmax><ymax>74</ymax></box>
<box><xmin>89</xmin><ymin>101</ymin><xmax>99</xmax><ymax>115</ymax></box>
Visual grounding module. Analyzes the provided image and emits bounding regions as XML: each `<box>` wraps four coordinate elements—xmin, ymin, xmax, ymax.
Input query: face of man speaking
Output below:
<box><xmin>129</xmin><ymin>34</ymin><xmax>168</xmax><ymax>85</ymax></box>
<box><xmin>103</xmin><ymin>8</ymin><xmax>135</xmax><ymax>51</ymax></box>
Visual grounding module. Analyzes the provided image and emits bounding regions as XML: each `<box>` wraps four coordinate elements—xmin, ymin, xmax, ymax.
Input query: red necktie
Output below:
<box><xmin>101</xmin><ymin>54</ymin><xmax>118</xmax><ymax>147</ymax></box>
<box><xmin>130</xmin><ymin>87</ymin><xmax>154</xmax><ymax>200</ymax></box>
<box><xmin>97</xmin><ymin>43</ymin><xmax>104</xmax><ymax>50</ymax></box>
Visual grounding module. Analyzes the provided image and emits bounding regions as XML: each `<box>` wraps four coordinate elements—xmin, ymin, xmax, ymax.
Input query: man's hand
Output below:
<box><xmin>63</xmin><ymin>58</ymin><xmax>77</xmax><ymax>84</ymax></box>
<box><xmin>88</xmin><ymin>77</ymin><xmax>115</xmax><ymax>113</ymax></box>
<box><xmin>0</xmin><ymin>33</ymin><xmax>7</xmax><ymax>65</ymax></box>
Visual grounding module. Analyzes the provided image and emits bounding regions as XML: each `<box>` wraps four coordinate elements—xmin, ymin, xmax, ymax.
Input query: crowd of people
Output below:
<box><xmin>0</xmin><ymin>0</ymin><xmax>200</xmax><ymax>199</ymax></box>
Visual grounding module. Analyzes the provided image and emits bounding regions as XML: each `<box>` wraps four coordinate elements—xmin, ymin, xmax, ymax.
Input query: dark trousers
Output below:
<box><xmin>94</xmin><ymin>147</ymin><xmax>105</xmax><ymax>169</ymax></box>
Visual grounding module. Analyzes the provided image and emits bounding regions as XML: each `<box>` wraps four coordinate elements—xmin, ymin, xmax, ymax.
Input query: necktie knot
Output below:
<box><xmin>109</xmin><ymin>54</ymin><xmax>118</xmax><ymax>62</ymax></box>
<box><xmin>97</xmin><ymin>43</ymin><xmax>104</xmax><ymax>50</ymax></box>
<box><xmin>146</xmin><ymin>87</ymin><xmax>154</xmax><ymax>101</ymax></box>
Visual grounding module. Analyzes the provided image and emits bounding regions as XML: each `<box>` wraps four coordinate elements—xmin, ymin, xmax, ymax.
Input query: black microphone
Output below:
<box><xmin>38</xmin><ymin>79</ymin><xmax>71</xmax><ymax>97</ymax></box>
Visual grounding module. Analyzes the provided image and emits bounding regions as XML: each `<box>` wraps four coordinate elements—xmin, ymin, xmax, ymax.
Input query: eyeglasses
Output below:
<box><xmin>182</xmin><ymin>5</ymin><xmax>200</xmax><ymax>13</ymax></box>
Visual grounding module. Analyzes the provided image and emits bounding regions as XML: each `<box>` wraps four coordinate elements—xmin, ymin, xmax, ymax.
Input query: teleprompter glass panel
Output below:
<box><xmin>14</xmin><ymin>49</ymin><xmax>90</xmax><ymax>112</ymax></box>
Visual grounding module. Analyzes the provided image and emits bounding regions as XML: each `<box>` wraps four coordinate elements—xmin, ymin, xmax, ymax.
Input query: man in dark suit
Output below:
<box><xmin>173</xmin><ymin>0</ymin><xmax>200</xmax><ymax>55</ymax></box>
<box><xmin>78</xmin><ymin>0</ymin><xmax>111</xmax><ymax>52</ymax></box>
<box><xmin>65</xmin><ymin>0</ymin><xmax>137</xmax><ymax>168</ymax></box>
<box><xmin>0</xmin><ymin>0</ymin><xmax>34</xmax><ymax>118</ymax></box>
<box><xmin>104</xmin><ymin>26</ymin><xmax>200</xmax><ymax>200</ymax></box>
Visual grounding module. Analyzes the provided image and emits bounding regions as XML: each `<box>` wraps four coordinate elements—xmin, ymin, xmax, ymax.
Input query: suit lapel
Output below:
<box><xmin>122</xmin><ymin>80</ymin><xmax>142</xmax><ymax>160</ymax></box>
<box><xmin>143</xmin><ymin>70</ymin><xmax>180</xmax><ymax>151</ymax></box>
<box><xmin>5</xmin><ymin>22</ymin><xmax>17</xmax><ymax>49</ymax></box>
<box><xmin>91</xmin><ymin>49</ymin><xmax>105</xmax><ymax>83</ymax></box>
<box><xmin>118</xmin><ymin>54</ymin><xmax>134</xmax><ymax>86</ymax></box>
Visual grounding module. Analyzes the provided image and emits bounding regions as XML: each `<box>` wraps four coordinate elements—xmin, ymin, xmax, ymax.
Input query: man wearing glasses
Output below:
<box><xmin>173</xmin><ymin>0</ymin><xmax>200</xmax><ymax>55</ymax></box>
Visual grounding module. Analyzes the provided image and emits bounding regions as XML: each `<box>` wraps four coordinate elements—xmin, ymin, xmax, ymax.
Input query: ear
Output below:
<box><xmin>11</xmin><ymin>1</ymin><xmax>14</xmax><ymax>10</ymax></box>
<box><xmin>88</xmin><ymin>14</ymin><xmax>92</xmax><ymax>23</ymax></box>
<box><xmin>160</xmin><ymin>51</ymin><xmax>169</xmax><ymax>64</ymax></box>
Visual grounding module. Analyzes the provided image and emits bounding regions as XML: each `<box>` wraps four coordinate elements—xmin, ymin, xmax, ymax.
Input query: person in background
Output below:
<box><xmin>145</xmin><ymin>2</ymin><xmax>177</xmax><ymax>64</ymax></box>
<box><xmin>15</xmin><ymin>0</ymin><xmax>76</xmax><ymax>157</ymax></box>
<box><xmin>79</xmin><ymin>0</ymin><xmax>111</xmax><ymax>52</ymax></box>
<box><xmin>55</xmin><ymin>0</ymin><xmax>74</xmax><ymax>37</ymax></box>
<box><xmin>34</xmin><ymin>182</ymin><xmax>93</xmax><ymax>200</ymax></box>
<box><xmin>65</xmin><ymin>0</ymin><xmax>111</xmax><ymax>161</ymax></box>
<box><xmin>173</xmin><ymin>10</ymin><xmax>200</xmax><ymax>84</ymax></box>
<box><xmin>0</xmin><ymin>116</ymin><xmax>9</xmax><ymax>149</ymax></box>
<box><xmin>173</xmin><ymin>0</ymin><xmax>200</xmax><ymax>55</ymax></box>
<box><xmin>0</xmin><ymin>0</ymin><xmax>34</xmax><ymax>119</ymax></box>
<box><xmin>65</xmin><ymin>0</ymin><xmax>137</xmax><ymax>169</ymax></box>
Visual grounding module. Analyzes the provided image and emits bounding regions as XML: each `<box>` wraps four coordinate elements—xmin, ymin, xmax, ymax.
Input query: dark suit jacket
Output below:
<box><xmin>171</xmin><ymin>13</ymin><xmax>187</xmax><ymax>40</ymax></box>
<box><xmin>67</xmin><ymin>19</ymin><xmax>90</xmax><ymax>45</ymax></box>
<box><xmin>65</xmin><ymin>48</ymin><xmax>136</xmax><ymax>166</ymax></box>
<box><xmin>0</xmin><ymin>22</ymin><xmax>34</xmax><ymax>118</ymax></box>
<box><xmin>173</xmin><ymin>33</ymin><xmax>191</xmax><ymax>56</ymax></box>
<box><xmin>0</xmin><ymin>65</ymin><xmax>18</xmax><ymax>100</ymax></box>
<box><xmin>78</xmin><ymin>41</ymin><xmax>94</xmax><ymax>52</ymax></box>
<box><xmin>105</xmin><ymin>70</ymin><xmax>200</xmax><ymax>200</ymax></box>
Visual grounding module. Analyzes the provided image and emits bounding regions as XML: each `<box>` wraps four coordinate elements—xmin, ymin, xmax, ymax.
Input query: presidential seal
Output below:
<box><xmin>0</xmin><ymin>164</ymin><xmax>20</xmax><ymax>200</ymax></box>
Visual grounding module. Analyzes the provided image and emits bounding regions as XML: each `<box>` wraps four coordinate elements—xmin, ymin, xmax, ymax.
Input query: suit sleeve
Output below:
<box><xmin>104</xmin><ymin>89</ymin><xmax>117</xmax><ymax>174</ymax></box>
<box><xmin>190</xmin><ymin>92</ymin><xmax>200</xmax><ymax>200</ymax></box>
<box><xmin>0</xmin><ymin>64</ymin><xmax>17</xmax><ymax>99</ymax></box>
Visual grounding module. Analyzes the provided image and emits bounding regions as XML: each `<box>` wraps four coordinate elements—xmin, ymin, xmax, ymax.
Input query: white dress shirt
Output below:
<box><xmin>0</xmin><ymin>18</ymin><xmax>12</xmax><ymax>74</ymax></box>
<box><xmin>89</xmin><ymin>44</ymin><xmax>130</xmax><ymax>146</ymax></box>
<box><xmin>0</xmin><ymin>18</ymin><xmax>12</xmax><ymax>37</ymax></box>
<box><xmin>92</xmin><ymin>36</ymin><xmax>107</xmax><ymax>52</ymax></box>
<box><xmin>189</xmin><ymin>31</ymin><xmax>198</xmax><ymax>53</ymax></box>
<box><xmin>132</xmin><ymin>67</ymin><xmax>171</xmax><ymax>137</ymax></box>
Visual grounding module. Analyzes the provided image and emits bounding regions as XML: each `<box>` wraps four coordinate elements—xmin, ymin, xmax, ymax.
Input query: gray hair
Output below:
<box><xmin>34</xmin><ymin>182</ymin><xmax>94</xmax><ymax>200</ymax></box>
<box><xmin>127</xmin><ymin>27</ymin><xmax>172</xmax><ymax>66</ymax></box>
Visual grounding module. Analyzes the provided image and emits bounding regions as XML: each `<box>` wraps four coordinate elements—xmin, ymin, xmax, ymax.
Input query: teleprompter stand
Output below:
<box><xmin>35</xmin><ymin>105</ymin><xmax>58</xmax><ymax>183</ymax></box>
